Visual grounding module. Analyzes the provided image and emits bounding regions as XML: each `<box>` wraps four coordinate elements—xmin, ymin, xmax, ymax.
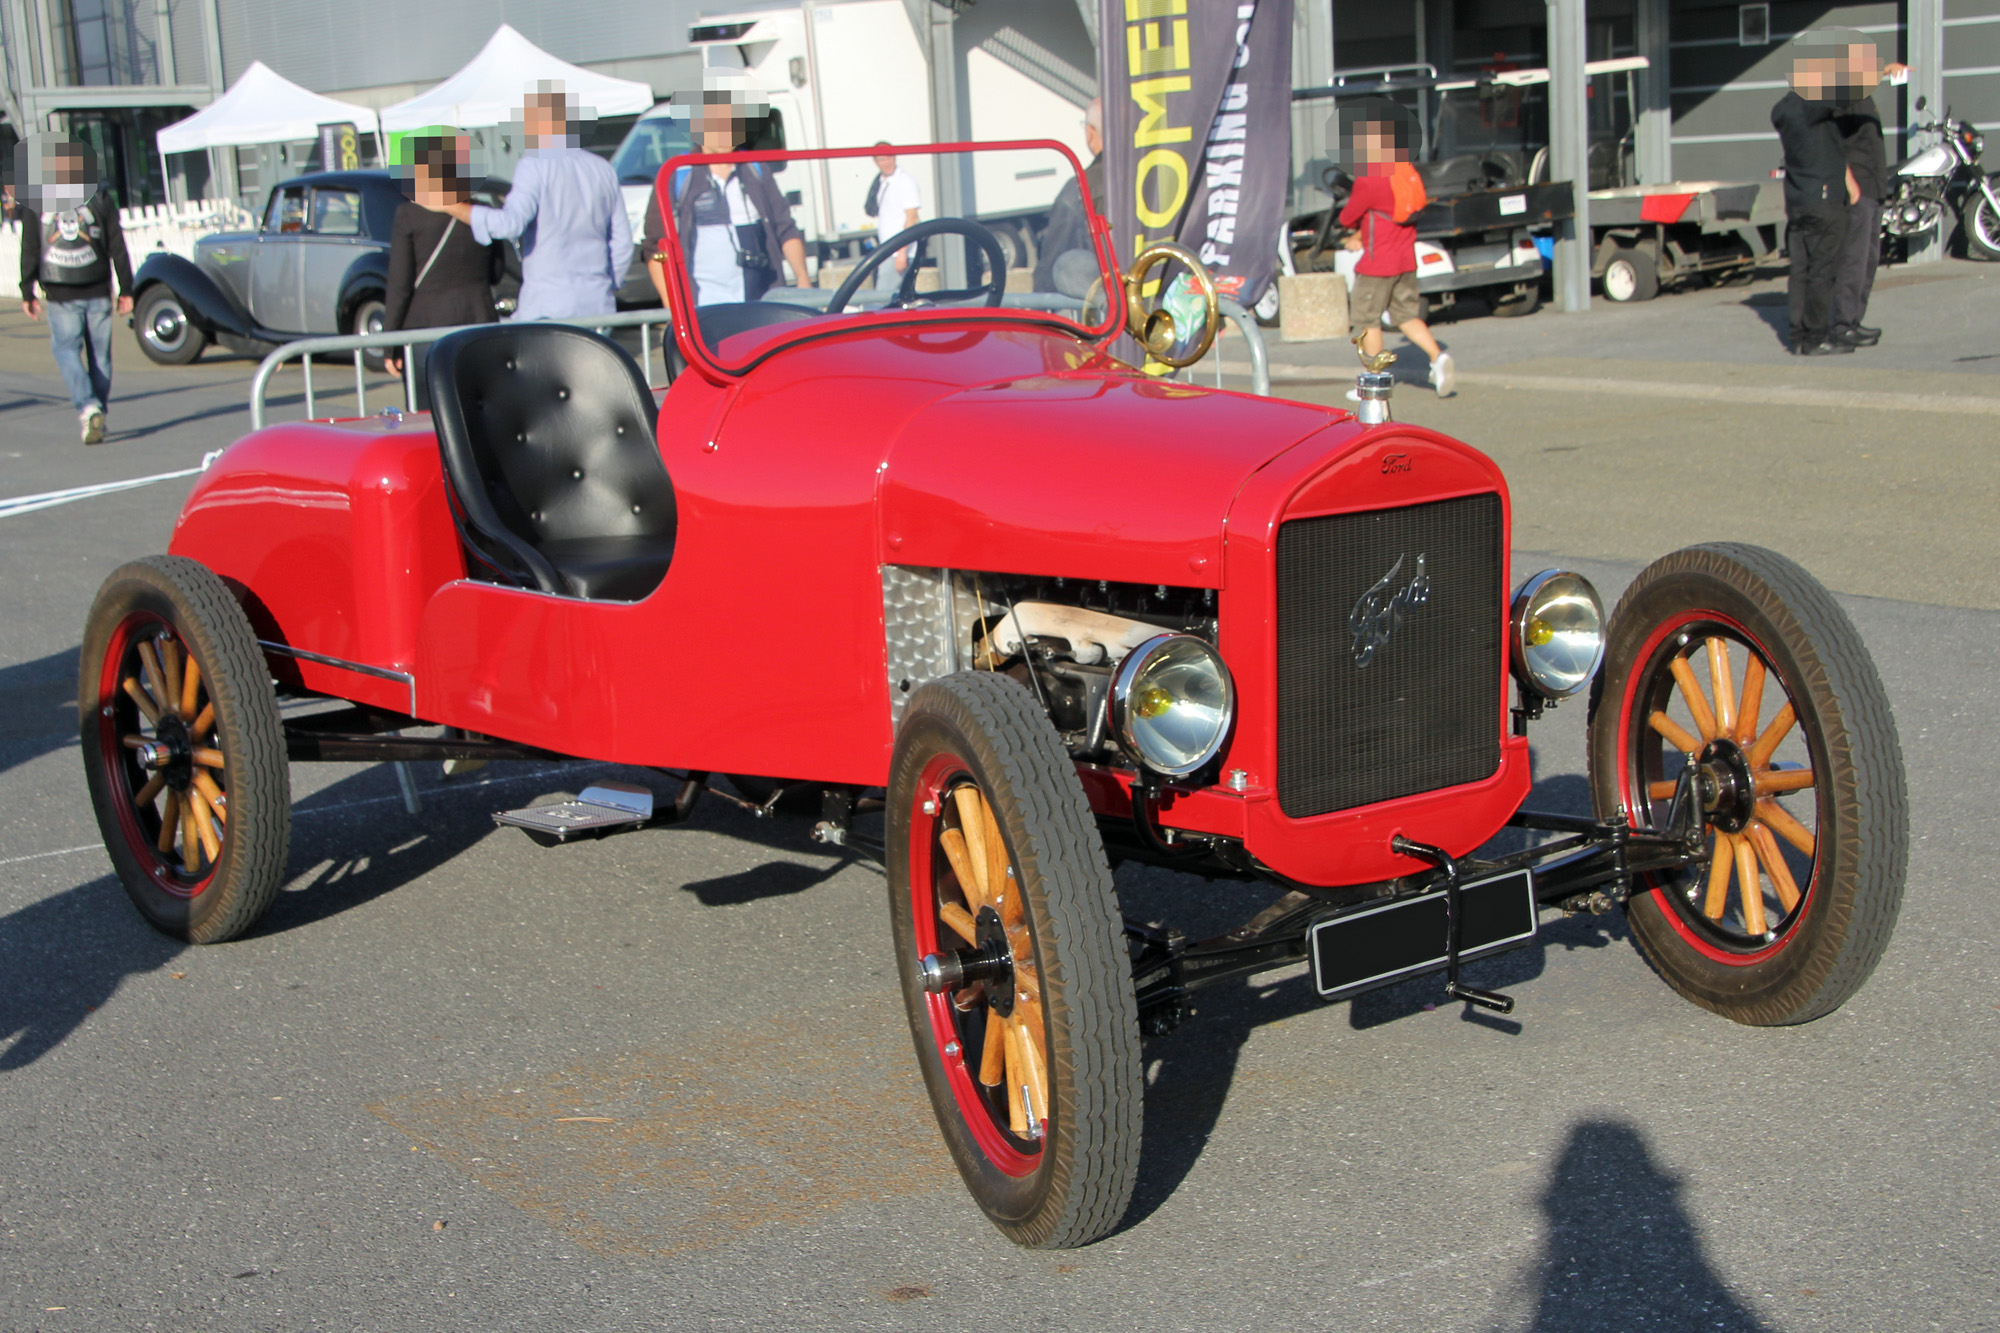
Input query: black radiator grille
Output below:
<box><xmin>1275</xmin><ymin>494</ymin><xmax>1504</xmax><ymax>818</ymax></box>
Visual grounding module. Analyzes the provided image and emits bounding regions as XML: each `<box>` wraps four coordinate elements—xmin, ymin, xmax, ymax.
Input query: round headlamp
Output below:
<box><xmin>1111</xmin><ymin>634</ymin><xmax>1235</xmax><ymax>777</ymax></box>
<box><xmin>1509</xmin><ymin>570</ymin><xmax>1605</xmax><ymax>699</ymax></box>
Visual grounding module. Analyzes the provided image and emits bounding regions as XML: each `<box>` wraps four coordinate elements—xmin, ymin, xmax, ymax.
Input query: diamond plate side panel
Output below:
<box><xmin>883</xmin><ymin>565</ymin><xmax>956</xmax><ymax>727</ymax></box>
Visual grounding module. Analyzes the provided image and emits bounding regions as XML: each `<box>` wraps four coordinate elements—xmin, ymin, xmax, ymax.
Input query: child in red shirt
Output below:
<box><xmin>1338</xmin><ymin>114</ymin><xmax>1455</xmax><ymax>397</ymax></box>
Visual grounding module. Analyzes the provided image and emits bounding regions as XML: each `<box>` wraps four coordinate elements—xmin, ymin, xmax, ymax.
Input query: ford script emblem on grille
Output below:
<box><xmin>1348</xmin><ymin>553</ymin><xmax>1431</xmax><ymax>667</ymax></box>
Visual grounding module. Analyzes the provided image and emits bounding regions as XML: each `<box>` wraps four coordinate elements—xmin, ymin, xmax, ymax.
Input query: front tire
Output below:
<box><xmin>80</xmin><ymin>556</ymin><xmax>291</xmax><ymax>943</ymax></box>
<box><xmin>889</xmin><ymin>672</ymin><xmax>1140</xmax><ymax>1248</ymax></box>
<box><xmin>1489</xmin><ymin>280</ymin><xmax>1541</xmax><ymax>318</ymax></box>
<box><xmin>1961</xmin><ymin>189</ymin><xmax>2000</xmax><ymax>261</ymax></box>
<box><xmin>134</xmin><ymin>287</ymin><xmax>206</xmax><ymax>365</ymax></box>
<box><xmin>1587</xmin><ymin>544</ymin><xmax>1906</xmax><ymax>1025</ymax></box>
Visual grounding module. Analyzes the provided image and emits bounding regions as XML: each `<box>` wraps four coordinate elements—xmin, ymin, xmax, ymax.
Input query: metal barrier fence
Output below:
<box><xmin>248</xmin><ymin>309</ymin><xmax>681</xmax><ymax>431</ymax></box>
<box><xmin>248</xmin><ymin>297</ymin><xmax>1272</xmax><ymax>431</ymax></box>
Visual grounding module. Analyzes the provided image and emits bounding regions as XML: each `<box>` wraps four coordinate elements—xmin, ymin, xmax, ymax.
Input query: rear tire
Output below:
<box><xmin>1587</xmin><ymin>544</ymin><xmax>1906</xmax><ymax>1025</ymax></box>
<box><xmin>889</xmin><ymin>672</ymin><xmax>1140</xmax><ymax>1248</ymax></box>
<box><xmin>80</xmin><ymin>556</ymin><xmax>290</xmax><ymax>944</ymax></box>
<box><xmin>348</xmin><ymin>294</ymin><xmax>389</xmax><ymax>372</ymax></box>
<box><xmin>1602</xmin><ymin>247</ymin><xmax>1660</xmax><ymax>302</ymax></box>
<box><xmin>134</xmin><ymin>287</ymin><xmax>206</xmax><ymax>365</ymax></box>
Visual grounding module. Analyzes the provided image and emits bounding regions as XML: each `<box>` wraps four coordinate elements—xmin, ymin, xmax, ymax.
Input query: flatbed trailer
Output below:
<box><xmin>1585</xmin><ymin>180</ymin><xmax>1788</xmax><ymax>301</ymax></box>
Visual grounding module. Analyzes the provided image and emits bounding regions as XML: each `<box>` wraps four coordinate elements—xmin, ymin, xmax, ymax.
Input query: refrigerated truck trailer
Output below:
<box><xmin>615</xmin><ymin>1</ymin><xmax>1094</xmax><ymax>268</ymax></box>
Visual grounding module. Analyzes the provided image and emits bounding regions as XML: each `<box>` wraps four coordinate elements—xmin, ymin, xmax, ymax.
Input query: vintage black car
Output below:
<box><xmin>132</xmin><ymin>167</ymin><xmax>656</xmax><ymax>367</ymax></box>
<box><xmin>130</xmin><ymin>171</ymin><xmax>406</xmax><ymax>366</ymax></box>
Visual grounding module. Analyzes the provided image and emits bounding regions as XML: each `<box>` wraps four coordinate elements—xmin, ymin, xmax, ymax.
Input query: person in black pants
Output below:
<box><xmin>384</xmin><ymin>134</ymin><xmax>502</xmax><ymax>405</ymax></box>
<box><xmin>1772</xmin><ymin>37</ymin><xmax>1856</xmax><ymax>356</ymax></box>
<box><xmin>1832</xmin><ymin>44</ymin><xmax>1909</xmax><ymax>348</ymax></box>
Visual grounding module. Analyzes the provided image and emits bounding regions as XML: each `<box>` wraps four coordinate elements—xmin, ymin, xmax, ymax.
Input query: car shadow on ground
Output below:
<box><xmin>1117</xmin><ymin>761</ymin><xmax>1630</xmax><ymax>1231</ymax></box>
<box><xmin>0</xmin><ymin>874</ymin><xmax>183</xmax><ymax>1071</ymax></box>
<box><xmin>1513</xmin><ymin>1118</ymin><xmax>1772</xmax><ymax>1331</ymax></box>
<box><xmin>249</xmin><ymin>759</ymin><xmax>622</xmax><ymax>937</ymax></box>
<box><xmin>0</xmin><ymin>646</ymin><xmax>81</xmax><ymax>781</ymax></box>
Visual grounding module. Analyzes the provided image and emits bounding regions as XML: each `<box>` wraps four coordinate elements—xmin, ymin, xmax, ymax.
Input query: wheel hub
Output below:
<box><xmin>918</xmin><ymin>905</ymin><xmax>1017</xmax><ymax>1013</ymax></box>
<box><xmin>1696</xmin><ymin>737</ymin><xmax>1755</xmax><ymax>833</ymax></box>
<box><xmin>145</xmin><ymin>713</ymin><xmax>197</xmax><ymax>791</ymax></box>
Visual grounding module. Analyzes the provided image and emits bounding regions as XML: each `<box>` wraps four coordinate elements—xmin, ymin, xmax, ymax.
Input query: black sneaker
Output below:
<box><xmin>1836</xmin><ymin>326</ymin><xmax>1881</xmax><ymax>347</ymax></box>
<box><xmin>1799</xmin><ymin>340</ymin><xmax>1854</xmax><ymax>356</ymax></box>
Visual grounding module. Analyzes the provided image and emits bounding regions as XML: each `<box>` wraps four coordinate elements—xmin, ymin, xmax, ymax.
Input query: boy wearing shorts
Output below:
<box><xmin>1338</xmin><ymin>115</ymin><xmax>1455</xmax><ymax>397</ymax></box>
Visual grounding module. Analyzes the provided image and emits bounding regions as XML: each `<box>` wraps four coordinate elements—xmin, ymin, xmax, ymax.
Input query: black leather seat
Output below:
<box><xmin>428</xmin><ymin>324</ymin><xmax>676</xmax><ymax>602</ymax></box>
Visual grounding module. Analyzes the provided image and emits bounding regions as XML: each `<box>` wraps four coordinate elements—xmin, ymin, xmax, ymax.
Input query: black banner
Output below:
<box><xmin>1098</xmin><ymin>0</ymin><xmax>1293</xmax><ymax>307</ymax></box>
<box><xmin>318</xmin><ymin>122</ymin><xmax>360</xmax><ymax>172</ymax></box>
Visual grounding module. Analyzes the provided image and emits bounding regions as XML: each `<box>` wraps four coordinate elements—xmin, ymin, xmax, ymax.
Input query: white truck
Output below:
<box><xmin>612</xmin><ymin>1</ymin><xmax>1093</xmax><ymax>271</ymax></box>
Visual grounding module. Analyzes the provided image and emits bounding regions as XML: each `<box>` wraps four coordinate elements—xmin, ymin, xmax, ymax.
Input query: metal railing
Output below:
<box><xmin>248</xmin><ymin>294</ymin><xmax>1271</xmax><ymax>431</ymax></box>
<box><xmin>248</xmin><ymin>309</ymin><xmax>681</xmax><ymax>430</ymax></box>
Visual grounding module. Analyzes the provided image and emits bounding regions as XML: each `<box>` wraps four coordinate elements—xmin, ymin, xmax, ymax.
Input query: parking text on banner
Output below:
<box><xmin>1099</xmin><ymin>0</ymin><xmax>1292</xmax><ymax>307</ymax></box>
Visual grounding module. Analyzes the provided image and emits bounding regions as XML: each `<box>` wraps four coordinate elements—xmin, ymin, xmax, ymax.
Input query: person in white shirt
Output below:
<box><xmin>870</xmin><ymin>145</ymin><xmax>922</xmax><ymax>291</ymax></box>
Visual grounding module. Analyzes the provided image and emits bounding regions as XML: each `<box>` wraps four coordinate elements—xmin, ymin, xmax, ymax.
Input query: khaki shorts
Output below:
<box><xmin>1349</xmin><ymin>271</ymin><xmax>1422</xmax><ymax>332</ymax></box>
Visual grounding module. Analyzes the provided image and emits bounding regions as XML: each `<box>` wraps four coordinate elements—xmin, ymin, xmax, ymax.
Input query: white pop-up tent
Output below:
<box><xmin>379</xmin><ymin>24</ymin><xmax>655</xmax><ymax>133</ymax></box>
<box><xmin>156</xmin><ymin>62</ymin><xmax>382</xmax><ymax>203</ymax></box>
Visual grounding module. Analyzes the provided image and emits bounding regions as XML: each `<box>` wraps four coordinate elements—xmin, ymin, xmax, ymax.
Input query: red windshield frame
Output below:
<box><xmin>653</xmin><ymin>138</ymin><xmax>1122</xmax><ymax>381</ymax></box>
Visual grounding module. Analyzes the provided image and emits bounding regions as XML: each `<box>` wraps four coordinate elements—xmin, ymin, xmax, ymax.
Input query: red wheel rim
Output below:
<box><xmin>96</xmin><ymin>611</ymin><xmax>226</xmax><ymax>899</ymax></box>
<box><xmin>909</xmin><ymin>751</ymin><xmax>1046</xmax><ymax>1178</ymax></box>
<box><xmin>1614</xmin><ymin>609</ymin><xmax>1823</xmax><ymax>965</ymax></box>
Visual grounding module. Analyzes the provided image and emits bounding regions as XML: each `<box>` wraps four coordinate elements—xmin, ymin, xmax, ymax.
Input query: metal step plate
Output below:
<box><xmin>1308</xmin><ymin>868</ymin><xmax>1537</xmax><ymax>1002</ymax></box>
<box><xmin>492</xmin><ymin>782</ymin><xmax>654</xmax><ymax>842</ymax></box>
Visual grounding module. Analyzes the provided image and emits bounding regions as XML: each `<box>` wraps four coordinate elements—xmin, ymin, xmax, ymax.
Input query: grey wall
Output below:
<box><xmin>211</xmin><ymin>0</ymin><xmax>799</xmax><ymax>95</ymax></box>
<box><xmin>1667</xmin><ymin>0</ymin><xmax>2000</xmax><ymax>183</ymax></box>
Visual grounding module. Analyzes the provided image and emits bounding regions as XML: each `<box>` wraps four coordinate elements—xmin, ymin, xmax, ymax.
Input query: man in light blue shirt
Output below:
<box><xmin>429</xmin><ymin>84</ymin><xmax>631</xmax><ymax>320</ymax></box>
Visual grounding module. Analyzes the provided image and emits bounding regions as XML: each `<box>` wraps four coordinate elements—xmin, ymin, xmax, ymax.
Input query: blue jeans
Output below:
<box><xmin>46</xmin><ymin>297</ymin><xmax>113</xmax><ymax>416</ymax></box>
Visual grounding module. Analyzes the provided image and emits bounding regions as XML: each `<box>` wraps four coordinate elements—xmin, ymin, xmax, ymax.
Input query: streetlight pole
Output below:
<box><xmin>1547</xmin><ymin>0</ymin><xmax>1591</xmax><ymax>312</ymax></box>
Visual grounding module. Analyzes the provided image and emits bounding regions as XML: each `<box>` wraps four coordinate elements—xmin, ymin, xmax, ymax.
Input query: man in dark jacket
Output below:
<box><xmin>1033</xmin><ymin>98</ymin><xmax>1105</xmax><ymax>295</ymax></box>
<box><xmin>1772</xmin><ymin>37</ymin><xmax>1856</xmax><ymax>355</ymax></box>
<box><xmin>1832</xmin><ymin>43</ymin><xmax>1908</xmax><ymax>348</ymax></box>
<box><xmin>16</xmin><ymin>139</ymin><xmax>134</xmax><ymax>442</ymax></box>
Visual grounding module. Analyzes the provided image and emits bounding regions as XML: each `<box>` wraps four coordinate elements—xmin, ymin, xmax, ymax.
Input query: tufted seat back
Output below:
<box><xmin>428</xmin><ymin>324</ymin><xmax>676</xmax><ymax>602</ymax></box>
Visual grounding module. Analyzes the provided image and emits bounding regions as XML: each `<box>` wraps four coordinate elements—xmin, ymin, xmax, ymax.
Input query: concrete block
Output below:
<box><xmin>1279</xmin><ymin>272</ymin><xmax>1348</xmax><ymax>342</ymax></box>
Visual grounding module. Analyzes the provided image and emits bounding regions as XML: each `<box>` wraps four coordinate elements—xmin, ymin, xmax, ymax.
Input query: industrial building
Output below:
<box><xmin>4</xmin><ymin>1</ymin><xmax>1996</xmax><ymax>260</ymax></box>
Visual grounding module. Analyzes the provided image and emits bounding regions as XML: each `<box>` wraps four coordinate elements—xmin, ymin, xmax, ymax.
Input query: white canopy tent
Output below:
<box><xmin>155</xmin><ymin>62</ymin><xmax>382</xmax><ymax>205</ymax></box>
<box><xmin>378</xmin><ymin>25</ymin><xmax>655</xmax><ymax>133</ymax></box>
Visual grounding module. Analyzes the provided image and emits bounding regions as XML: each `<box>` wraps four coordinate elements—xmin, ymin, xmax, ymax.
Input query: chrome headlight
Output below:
<box><xmin>1111</xmin><ymin>634</ymin><xmax>1235</xmax><ymax>776</ymax></box>
<box><xmin>1509</xmin><ymin>570</ymin><xmax>1605</xmax><ymax>699</ymax></box>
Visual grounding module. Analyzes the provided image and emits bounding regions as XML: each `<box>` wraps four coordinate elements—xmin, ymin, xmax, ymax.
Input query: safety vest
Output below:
<box><xmin>40</xmin><ymin>201</ymin><xmax>110</xmax><ymax>288</ymax></box>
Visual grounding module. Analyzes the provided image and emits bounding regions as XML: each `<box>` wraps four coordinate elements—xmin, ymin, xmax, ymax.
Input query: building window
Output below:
<box><xmin>1739</xmin><ymin>5</ymin><xmax>1771</xmax><ymax>48</ymax></box>
<box><xmin>60</xmin><ymin>0</ymin><xmax>154</xmax><ymax>86</ymax></box>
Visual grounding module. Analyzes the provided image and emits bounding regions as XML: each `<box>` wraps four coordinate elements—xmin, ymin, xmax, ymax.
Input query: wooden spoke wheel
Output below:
<box><xmin>888</xmin><ymin>672</ymin><xmax>1140</xmax><ymax>1249</ymax></box>
<box><xmin>1589</xmin><ymin>544</ymin><xmax>1907</xmax><ymax>1025</ymax></box>
<box><xmin>81</xmin><ymin>556</ymin><xmax>290</xmax><ymax>944</ymax></box>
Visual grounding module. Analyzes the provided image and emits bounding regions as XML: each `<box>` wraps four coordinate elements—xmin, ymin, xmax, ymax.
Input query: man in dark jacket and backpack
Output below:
<box><xmin>16</xmin><ymin>139</ymin><xmax>133</xmax><ymax>443</ymax></box>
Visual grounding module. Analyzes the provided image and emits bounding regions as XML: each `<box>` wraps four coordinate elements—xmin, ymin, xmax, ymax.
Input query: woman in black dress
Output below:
<box><xmin>384</xmin><ymin>134</ymin><xmax>501</xmax><ymax>391</ymax></box>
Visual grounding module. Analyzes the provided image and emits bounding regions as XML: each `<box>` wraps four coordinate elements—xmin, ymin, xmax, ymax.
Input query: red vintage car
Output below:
<box><xmin>80</xmin><ymin>143</ymin><xmax>1907</xmax><ymax>1250</ymax></box>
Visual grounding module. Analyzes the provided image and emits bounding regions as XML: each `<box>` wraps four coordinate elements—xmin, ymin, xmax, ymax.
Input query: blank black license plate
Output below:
<box><xmin>1308</xmin><ymin>869</ymin><xmax>1537</xmax><ymax>1001</ymax></box>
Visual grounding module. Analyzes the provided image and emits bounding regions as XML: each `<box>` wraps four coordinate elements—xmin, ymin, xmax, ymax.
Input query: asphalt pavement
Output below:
<box><xmin>2</xmin><ymin>271</ymin><xmax>1997</xmax><ymax>1332</ymax></box>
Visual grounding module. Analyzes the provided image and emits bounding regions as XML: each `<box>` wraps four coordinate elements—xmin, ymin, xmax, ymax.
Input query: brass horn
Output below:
<box><xmin>1122</xmin><ymin>241</ymin><xmax>1222</xmax><ymax>369</ymax></box>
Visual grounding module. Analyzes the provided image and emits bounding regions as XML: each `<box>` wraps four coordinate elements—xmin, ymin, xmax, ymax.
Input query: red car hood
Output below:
<box><xmin>877</xmin><ymin>371</ymin><xmax>1342</xmax><ymax>587</ymax></box>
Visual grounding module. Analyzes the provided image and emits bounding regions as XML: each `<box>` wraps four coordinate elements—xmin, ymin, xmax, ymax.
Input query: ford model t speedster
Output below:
<box><xmin>81</xmin><ymin>143</ymin><xmax>1907</xmax><ymax>1249</ymax></box>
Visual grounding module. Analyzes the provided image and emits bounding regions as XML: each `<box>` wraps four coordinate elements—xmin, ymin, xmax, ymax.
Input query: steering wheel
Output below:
<box><xmin>825</xmin><ymin>217</ymin><xmax>1008</xmax><ymax>314</ymax></box>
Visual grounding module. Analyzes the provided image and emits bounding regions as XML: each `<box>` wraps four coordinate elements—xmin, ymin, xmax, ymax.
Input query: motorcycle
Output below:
<box><xmin>1882</xmin><ymin>95</ymin><xmax>2000</xmax><ymax>260</ymax></box>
